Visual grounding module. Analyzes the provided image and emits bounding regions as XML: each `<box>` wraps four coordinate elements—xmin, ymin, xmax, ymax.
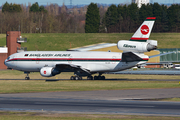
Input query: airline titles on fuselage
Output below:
<box><xmin>123</xmin><ymin>44</ymin><xmax>136</xmax><ymax>48</ymax></box>
<box><xmin>25</xmin><ymin>54</ymin><xmax>71</xmax><ymax>57</ymax></box>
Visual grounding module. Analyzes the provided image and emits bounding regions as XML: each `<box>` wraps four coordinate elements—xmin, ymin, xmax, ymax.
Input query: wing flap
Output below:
<box><xmin>55</xmin><ymin>64</ymin><xmax>91</xmax><ymax>74</ymax></box>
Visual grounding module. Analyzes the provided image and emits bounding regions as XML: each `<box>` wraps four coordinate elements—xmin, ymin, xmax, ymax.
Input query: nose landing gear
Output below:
<box><xmin>24</xmin><ymin>72</ymin><xmax>30</xmax><ymax>80</ymax></box>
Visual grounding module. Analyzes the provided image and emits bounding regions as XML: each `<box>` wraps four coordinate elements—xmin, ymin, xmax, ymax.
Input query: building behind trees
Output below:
<box><xmin>132</xmin><ymin>0</ymin><xmax>150</xmax><ymax>8</ymax></box>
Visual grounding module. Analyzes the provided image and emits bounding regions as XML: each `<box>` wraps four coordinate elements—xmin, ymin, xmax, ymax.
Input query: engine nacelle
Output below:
<box><xmin>117</xmin><ymin>40</ymin><xmax>157</xmax><ymax>53</ymax></box>
<box><xmin>40</xmin><ymin>67</ymin><xmax>60</xmax><ymax>77</ymax></box>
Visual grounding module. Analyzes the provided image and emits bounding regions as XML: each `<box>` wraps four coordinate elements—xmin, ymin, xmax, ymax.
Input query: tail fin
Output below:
<box><xmin>130</xmin><ymin>17</ymin><xmax>156</xmax><ymax>42</ymax></box>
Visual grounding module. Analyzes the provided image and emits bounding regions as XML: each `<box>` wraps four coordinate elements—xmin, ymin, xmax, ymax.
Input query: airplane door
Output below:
<box><xmin>36</xmin><ymin>54</ymin><xmax>40</xmax><ymax>64</ymax></box>
<box><xmin>68</xmin><ymin>56</ymin><xmax>72</xmax><ymax>64</ymax></box>
<box><xmin>11</xmin><ymin>55</ymin><xmax>15</xmax><ymax>64</ymax></box>
<box><xmin>112</xmin><ymin>56</ymin><xmax>116</xmax><ymax>64</ymax></box>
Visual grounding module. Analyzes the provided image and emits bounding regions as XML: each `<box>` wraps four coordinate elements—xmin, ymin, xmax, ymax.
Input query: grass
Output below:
<box><xmin>153</xmin><ymin>98</ymin><xmax>180</xmax><ymax>102</ymax></box>
<box><xmin>0</xmin><ymin>80</ymin><xmax>179</xmax><ymax>93</ymax></box>
<box><xmin>0</xmin><ymin>33</ymin><xmax>180</xmax><ymax>51</ymax></box>
<box><xmin>0</xmin><ymin>70</ymin><xmax>180</xmax><ymax>94</ymax></box>
<box><xmin>0</xmin><ymin>111</ymin><xmax>180</xmax><ymax>120</ymax></box>
<box><xmin>0</xmin><ymin>34</ymin><xmax>6</xmax><ymax>47</ymax></box>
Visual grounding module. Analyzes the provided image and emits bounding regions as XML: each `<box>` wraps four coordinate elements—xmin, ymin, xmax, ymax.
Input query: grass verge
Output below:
<box><xmin>0</xmin><ymin>70</ymin><xmax>180</xmax><ymax>94</ymax></box>
<box><xmin>151</xmin><ymin>98</ymin><xmax>180</xmax><ymax>102</ymax></box>
<box><xmin>0</xmin><ymin>80</ymin><xmax>179</xmax><ymax>94</ymax></box>
<box><xmin>0</xmin><ymin>111</ymin><xmax>179</xmax><ymax>120</ymax></box>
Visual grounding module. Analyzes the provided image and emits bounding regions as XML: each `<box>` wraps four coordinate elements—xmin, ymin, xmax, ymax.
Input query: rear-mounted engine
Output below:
<box><xmin>117</xmin><ymin>40</ymin><xmax>157</xmax><ymax>53</ymax></box>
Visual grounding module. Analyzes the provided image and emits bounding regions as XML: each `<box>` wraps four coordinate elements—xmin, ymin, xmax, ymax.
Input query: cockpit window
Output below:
<box><xmin>7</xmin><ymin>57</ymin><xmax>10</xmax><ymax>60</ymax></box>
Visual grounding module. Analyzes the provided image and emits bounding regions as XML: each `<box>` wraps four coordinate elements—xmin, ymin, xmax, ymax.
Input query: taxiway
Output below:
<box><xmin>0</xmin><ymin>88</ymin><xmax>180</xmax><ymax>116</ymax></box>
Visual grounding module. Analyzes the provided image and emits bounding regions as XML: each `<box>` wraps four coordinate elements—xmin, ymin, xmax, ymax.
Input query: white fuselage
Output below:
<box><xmin>4</xmin><ymin>51</ymin><xmax>149</xmax><ymax>73</ymax></box>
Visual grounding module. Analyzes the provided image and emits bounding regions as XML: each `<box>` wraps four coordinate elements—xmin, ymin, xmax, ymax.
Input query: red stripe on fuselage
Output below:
<box><xmin>8</xmin><ymin>58</ymin><xmax>122</xmax><ymax>61</ymax></box>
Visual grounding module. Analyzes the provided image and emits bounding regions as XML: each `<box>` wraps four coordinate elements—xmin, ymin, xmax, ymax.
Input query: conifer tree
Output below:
<box><xmin>29</xmin><ymin>2</ymin><xmax>39</xmax><ymax>12</ymax></box>
<box><xmin>85</xmin><ymin>3</ymin><xmax>100</xmax><ymax>33</ymax></box>
<box><xmin>2</xmin><ymin>2</ymin><xmax>9</xmax><ymax>12</ymax></box>
<box><xmin>105</xmin><ymin>4</ymin><xmax>118</xmax><ymax>28</ymax></box>
<box><xmin>2</xmin><ymin>2</ymin><xmax>22</xmax><ymax>12</ymax></box>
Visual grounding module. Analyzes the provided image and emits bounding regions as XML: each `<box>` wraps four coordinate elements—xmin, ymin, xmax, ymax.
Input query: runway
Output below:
<box><xmin>110</xmin><ymin>69</ymin><xmax>180</xmax><ymax>75</ymax></box>
<box><xmin>0</xmin><ymin>88</ymin><xmax>180</xmax><ymax>116</ymax></box>
<box><xmin>1</xmin><ymin>98</ymin><xmax>180</xmax><ymax>116</ymax></box>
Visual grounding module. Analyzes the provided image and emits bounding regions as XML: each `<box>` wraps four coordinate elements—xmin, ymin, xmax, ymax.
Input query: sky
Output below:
<box><xmin>0</xmin><ymin>0</ymin><xmax>180</xmax><ymax>6</ymax></box>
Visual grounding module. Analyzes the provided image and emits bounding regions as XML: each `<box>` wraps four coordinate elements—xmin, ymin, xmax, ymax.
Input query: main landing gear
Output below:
<box><xmin>94</xmin><ymin>75</ymin><xmax>105</xmax><ymax>80</ymax></box>
<box><xmin>93</xmin><ymin>72</ymin><xmax>105</xmax><ymax>80</ymax></box>
<box><xmin>70</xmin><ymin>75</ymin><xmax>106</xmax><ymax>80</ymax></box>
<box><xmin>70</xmin><ymin>76</ymin><xmax>82</xmax><ymax>80</ymax></box>
<box><xmin>87</xmin><ymin>76</ymin><xmax>93</xmax><ymax>80</ymax></box>
<box><xmin>87</xmin><ymin>75</ymin><xmax>105</xmax><ymax>80</ymax></box>
<box><xmin>24</xmin><ymin>72</ymin><xmax>30</xmax><ymax>80</ymax></box>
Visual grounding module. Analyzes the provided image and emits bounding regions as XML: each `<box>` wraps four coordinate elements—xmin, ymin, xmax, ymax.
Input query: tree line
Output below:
<box><xmin>0</xmin><ymin>2</ymin><xmax>180</xmax><ymax>33</ymax></box>
<box><xmin>86</xmin><ymin>3</ymin><xmax>180</xmax><ymax>33</ymax></box>
<box><xmin>0</xmin><ymin>2</ymin><xmax>86</xmax><ymax>33</ymax></box>
<box><xmin>104</xmin><ymin>3</ymin><xmax>180</xmax><ymax>33</ymax></box>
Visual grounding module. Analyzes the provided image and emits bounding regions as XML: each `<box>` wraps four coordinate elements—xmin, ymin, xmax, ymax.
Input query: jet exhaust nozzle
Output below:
<box><xmin>147</xmin><ymin>43</ymin><xmax>157</xmax><ymax>51</ymax></box>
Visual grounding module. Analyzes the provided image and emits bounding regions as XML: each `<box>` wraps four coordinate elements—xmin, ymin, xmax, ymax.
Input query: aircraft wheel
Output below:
<box><xmin>98</xmin><ymin>76</ymin><xmax>102</xmax><ymax>80</ymax></box>
<box><xmin>90</xmin><ymin>76</ymin><xmax>93</xmax><ymax>80</ymax></box>
<box><xmin>25</xmin><ymin>77</ymin><xmax>30</xmax><ymax>80</ymax></box>
<box><xmin>94</xmin><ymin>76</ymin><xmax>98</xmax><ymax>80</ymax></box>
<box><xmin>87</xmin><ymin>76</ymin><xmax>93</xmax><ymax>80</ymax></box>
<box><xmin>70</xmin><ymin>76</ymin><xmax>75</xmax><ymax>80</ymax></box>
<box><xmin>75</xmin><ymin>76</ymin><xmax>79</xmax><ymax>80</ymax></box>
<box><xmin>102</xmin><ymin>76</ymin><xmax>105</xmax><ymax>80</ymax></box>
<box><xmin>79</xmin><ymin>76</ymin><xmax>82</xmax><ymax>80</ymax></box>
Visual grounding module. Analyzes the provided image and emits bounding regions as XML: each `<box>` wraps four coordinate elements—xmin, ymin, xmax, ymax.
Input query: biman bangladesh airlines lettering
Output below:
<box><xmin>4</xmin><ymin>17</ymin><xmax>172</xmax><ymax>80</ymax></box>
<box><xmin>26</xmin><ymin>54</ymin><xmax>71</xmax><ymax>57</ymax></box>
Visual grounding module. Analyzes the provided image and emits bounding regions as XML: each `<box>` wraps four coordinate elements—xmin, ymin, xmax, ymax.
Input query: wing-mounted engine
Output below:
<box><xmin>117</xmin><ymin>40</ymin><xmax>157</xmax><ymax>53</ymax></box>
<box><xmin>40</xmin><ymin>67</ymin><xmax>61</xmax><ymax>77</ymax></box>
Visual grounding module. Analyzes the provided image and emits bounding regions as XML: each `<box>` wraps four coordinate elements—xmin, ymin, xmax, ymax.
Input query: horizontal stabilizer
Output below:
<box><xmin>121</xmin><ymin>52</ymin><xmax>143</xmax><ymax>62</ymax></box>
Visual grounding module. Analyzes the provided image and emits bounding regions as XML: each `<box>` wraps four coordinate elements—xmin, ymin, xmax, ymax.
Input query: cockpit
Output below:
<box><xmin>7</xmin><ymin>57</ymin><xmax>10</xmax><ymax>61</ymax></box>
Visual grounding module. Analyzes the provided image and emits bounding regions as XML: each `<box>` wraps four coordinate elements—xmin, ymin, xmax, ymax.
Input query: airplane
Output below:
<box><xmin>4</xmin><ymin>17</ymin><xmax>171</xmax><ymax>80</ymax></box>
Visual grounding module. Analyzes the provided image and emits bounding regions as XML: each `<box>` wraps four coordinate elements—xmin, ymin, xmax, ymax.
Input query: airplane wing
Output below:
<box><xmin>121</xmin><ymin>52</ymin><xmax>143</xmax><ymax>62</ymax></box>
<box><xmin>55</xmin><ymin>63</ymin><xmax>91</xmax><ymax>75</ymax></box>
<box><xmin>149</xmin><ymin>51</ymin><xmax>175</xmax><ymax>58</ymax></box>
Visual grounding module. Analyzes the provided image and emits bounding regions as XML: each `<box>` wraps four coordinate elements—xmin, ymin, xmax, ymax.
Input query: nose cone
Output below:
<box><xmin>4</xmin><ymin>58</ymin><xmax>12</xmax><ymax>69</ymax></box>
<box><xmin>4</xmin><ymin>59</ymin><xmax>9</xmax><ymax>67</ymax></box>
<box><xmin>4</xmin><ymin>59</ymin><xmax>7</xmax><ymax>65</ymax></box>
